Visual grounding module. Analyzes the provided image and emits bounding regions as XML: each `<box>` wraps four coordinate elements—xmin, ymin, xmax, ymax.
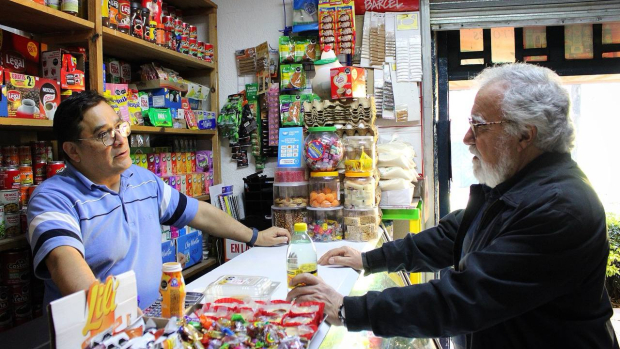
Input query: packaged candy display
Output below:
<box><xmin>280</xmin><ymin>64</ymin><xmax>306</xmax><ymax>91</ymax></box>
<box><xmin>279</xmin><ymin>94</ymin><xmax>304</xmax><ymax>126</ymax></box>
<box><xmin>273</xmin><ymin>182</ymin><xmax>308</xmax><ymax>207</ymax></box>
<box><xmin>304</xmin><ymin>127</ymin><xmax>343</xmax><ymax>171</ymax></box>
<box><xmin>307</xmin><ymin>207</ymin><xmax>343</xmax><ymax>242</ymax></box>
<box><xmin>275</xmin><ymin>168</ymin><xmax>307</xmax><ymax>183</ymax></box>
<box><xmin>203</xmin><ymin>275</ymin><xmax>280</xmax><ymax>302</ymax></box>
<box><xmin>272</xmin><ymin>206</ymin><xmax>307</xmax><ymax>233</ymax></box>
<box><xmin>344</xmin><ymin>207</ymin><xmax>379</xmax><ymax>241</ymax></box>
<box><xmin>344</xmin><ymin>136</ymin><xmax>375</xmax><ymax>173</ymax></box>
<box><xmin>344</xmin><ymin>172</ymin><xmax>375</xmax><ymax>209</ymax></box>
<box><xmin>309</xmin><ymin>171</ymin><xmax>340</xmax><ymax>208</ymax></box>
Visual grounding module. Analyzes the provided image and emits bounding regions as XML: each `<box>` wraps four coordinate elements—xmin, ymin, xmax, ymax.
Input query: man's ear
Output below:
<box><xmin>62</xmin><ymin>142</ymin><xmax>81</xmax><ymax>163</ymax></box>
<box><xmin>518</xmin><ymin>125</ymin><xmax>537</xmax><ymax>151</ymax></box>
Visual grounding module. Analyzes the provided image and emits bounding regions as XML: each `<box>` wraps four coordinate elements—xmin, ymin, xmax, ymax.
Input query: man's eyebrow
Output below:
<box><xmin>470</xmin><ymin>114</ymin><xmax>485</xmax><ymax>123</ymax></box>
<box><xmin>91</xmin><ymin>124</ymin><xmax>109</xmax><ymax>135</ymax></box>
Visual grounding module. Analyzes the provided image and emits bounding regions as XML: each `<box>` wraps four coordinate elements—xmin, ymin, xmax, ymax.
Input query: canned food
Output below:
<box><xmin>189</xmin><ymin>25</ymin><xmax>197</xmax><ymax>39</ymax></box>
<box><xmin>3</xmin><ymin>146</ymin><xmax>19</xmax><ymax>167</ymax></box>
<box><xmin>189</xmin><ymin>38</ymin><xmax>197</xmax><ymax>57</ymax></box>
<box><xmin>3</xmin><ymin>168</ymin><xmax>19</xmax><ymax>190</ymax></box>
<box><xmin>180</xmin><ymin>35</ymin><xmax>189</xmax><ymax>54</ymax></box>
<box><xmin>33</xmin><ymin>141</ymin><xmax>47</xmax><ymax>163</ymax></box>
<box><xmin>18</xmin><ymin>146</ymin><xmax>31</xmax><ymax>165</ymax></box>
<box><xmin>19</xmin><ymin>185</ymin><xmax>30</xmax><ymax>207</ymax></box>
<box><xmin>33</xmin><ymin>161</ymin><xmax>46</xmax><ymax>184</ymax></box>
<box><xmin>5</xmin><ymin>212</ymin><xmax>21</xmax><ymax>238</ymax></box>
<box><xmin>182</xmin><ymin>22</ymin><xmax>189</xmax><ymax>36</ymax></box>
<box><xmin>174</xmin><ymin>18</ymin><xmax>183</xmax><ymax>36</ymax></box>
<box><xmin>197</xmin><ymin>41</ymin><xmax>204</xmax><ymax>60</ymax></box>
<box><xmin>19</xmin><ymin>165</ymin><xmax>33</xmax><ymax>185</ymax></box>
<box><xmin>0</xmin><ymin>249</ymin><xmax>31</xmax><ymax>285</ymax></box>
<box><xmin>46</xmin><ymin>146</ymin><xmax>53</xmax><ymax>162</ymax></box>
<box><xmin>47</xmin><ymin>161</ymin><xmax>65</xmax><ymax>178</ymax></box>
<box><xmin>0</xmin><ymin>189</ymin><xmax>19</xmax><ymax>213</ymax></box>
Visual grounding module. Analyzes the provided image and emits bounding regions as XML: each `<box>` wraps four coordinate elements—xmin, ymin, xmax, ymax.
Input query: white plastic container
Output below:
<box><xmin>203</xmin><ymin>275</ymin><xmax>280</xmax><ymax>302</ymax></box>
<box><xmin>343</xmin><ymin>207</ymin><xmax>379</xmax><ymax>241</ymax></box>
<box><xmin>307</xmin><ymin>207</ymin><xmax>343</xmax><ymax>242</ymax></box>
<box><xmin>273</xmin><ymin>182</ymin><xmax>309</xmax><ymax>207</ymax></box>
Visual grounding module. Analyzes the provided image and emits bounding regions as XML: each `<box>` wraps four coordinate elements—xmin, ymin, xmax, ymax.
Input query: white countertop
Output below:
<box><xmin>187</xmin><ymin>239</ymin><xmax>379</xmax><ymax>349</ymax></box>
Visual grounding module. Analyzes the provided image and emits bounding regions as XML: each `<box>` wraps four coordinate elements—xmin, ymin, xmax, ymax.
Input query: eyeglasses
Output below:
<box><xmin>468</xmin><ymin>118</ymin><xmax>510</xmax><ymax>138</ymax></box>
<box><xmin>76</xmin><ymin>121</ymin><xmax>131</xmax><ymax>147</ymax></box>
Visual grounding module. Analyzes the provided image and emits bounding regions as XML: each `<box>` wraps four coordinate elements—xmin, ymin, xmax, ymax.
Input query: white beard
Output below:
<box><xmin>469</xmin><ymin>141</ymin><xmax>515</xmax><ymax>188</ymax></box>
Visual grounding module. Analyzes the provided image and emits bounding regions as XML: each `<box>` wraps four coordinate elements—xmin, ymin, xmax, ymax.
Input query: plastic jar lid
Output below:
<box><xmin>345</xmin><ymin>172</ymin><xmax>372</xmax><ymax>177</ymax></box>
<box><xmin>271</xmin><ymin>205</ymin><xmax>306</xmax><ymax>211</ymax></box>
<box><xmin>307</xmin><ymin>206</ymin><xmax>343</xmax><ymax>211</ymax></box>
<box><xmin>273</xmin><ymin>181</ymin><xmax>309</xmax><ymax>187</ymax></box>
<box><xmin>308</xmin><ymin>126</ymin><xmax>337</xmax><ymax>132</ymax></box>
<box><xmin>311</xmin><ymin>171</ymin><xmax>338</xmax><ymax>177</ymax></box>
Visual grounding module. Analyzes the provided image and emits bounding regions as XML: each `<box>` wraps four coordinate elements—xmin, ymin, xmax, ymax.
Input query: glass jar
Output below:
<box><xmin>304</xmin><ymin>127</ymin><xmax>343</xmax><ymax>172</ymax></box>
<box><xmin>343</xmin><ymin>208</ymin><xmax>379</xmax><ymax>241</ymax></box>
<box><xmin>309</xmin><ymin>171</ymin><xmax>340</xmax><ymax>208</ymax></box>
<box><xmin>273</xmin><ymin>182</ymin><xmax>308</xmax><ymax>207</ymax></box>
<box><xmin>272</xmin><ymin>206</ymin><xmax>307</xmax><ymax>233</ymax></box>
<box><xmin>275</xmin><ymin>167</ymin><xmax>307</xmax><ymax>183</ymax></box>
<box><xmin>343</xmin><ymin>136</ymin><xmax>375</xmax><ymax>173</ymax></box>
<box><xmin>344</xmin><ymin>172</ymin><xmax>375</xmax><ymax>209</ymax></box>
<box><xmin>307</xmin><ymin>207</ymin><xmax>343</xmax><ymax>242</ymax></box>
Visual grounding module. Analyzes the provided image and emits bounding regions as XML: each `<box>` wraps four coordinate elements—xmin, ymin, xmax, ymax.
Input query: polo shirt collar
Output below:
<box><xmin>65</xmin><ymin>162</ymin><xmax>134</xmax><ymax>191</ymax></box>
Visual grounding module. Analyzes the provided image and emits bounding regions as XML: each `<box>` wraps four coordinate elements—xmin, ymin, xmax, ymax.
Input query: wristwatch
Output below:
<box><xmin>338</xmin><ymin>302</ymin><xmax>346</xmax><ymax>328</ymax></box>
<box><xmin>247</xmin><ymin>227</ymin><xmax>259</xmax><ymax>247</ymax></box>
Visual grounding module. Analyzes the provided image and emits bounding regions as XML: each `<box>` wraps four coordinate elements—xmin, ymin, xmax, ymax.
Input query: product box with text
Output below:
<box><xmin>330</xmin><ymin>66</ymin><xmax>366</xmax><ymax>99</ymax></box>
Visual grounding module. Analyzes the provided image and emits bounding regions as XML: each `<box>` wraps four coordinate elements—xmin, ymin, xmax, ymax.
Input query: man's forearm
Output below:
<box><xmin>46</xmin><ymin>246</ymin><xmax>97</xmax><ymax>296</ymax></box>
<box><xmin>188</xmin><ymin>201</ymin><xmax>253</xmax><ymax>243</ymax></box>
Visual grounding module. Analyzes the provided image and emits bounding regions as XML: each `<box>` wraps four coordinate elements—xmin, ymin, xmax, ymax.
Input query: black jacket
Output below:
<box><xmin>345</xmin><ymin>152</ymin><xmax>617</xmax><ymax>348</ymax></box>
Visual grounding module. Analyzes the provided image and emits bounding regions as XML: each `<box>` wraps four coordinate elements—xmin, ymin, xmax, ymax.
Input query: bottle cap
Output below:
<box><xmin>294</xmin><ymin>223</ymin><xmax>307</xmax><ymax>232</ymax></box>
<box><xmin>162</xmin><ymin>262</ymin><xmax>182</xmax><ymax>272</ymax></box>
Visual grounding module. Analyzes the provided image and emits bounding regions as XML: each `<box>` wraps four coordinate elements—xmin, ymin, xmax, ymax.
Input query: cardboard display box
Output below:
<box><xmin>41</xmin><ymin>48</ymin><xmax>86</xmax><ymax>91</ymax></box>
<box><xmin>330</xmin><ymin>66</ymin><xmax>366</xmax><ymax>99</ymax></box>
<box><xmin>4</xmin><ymin>72</ymin><xmax>60</xmax><ymax>119</ymax></box>
<box><xmin>176</xmin><ymin>230</ymin><xmax>203</xmax><ymax>269</ymax></box>
<box><xmin>0</xmin><ymin>30</ymin><xmax>40</xmax><ymax>80</ymax></box>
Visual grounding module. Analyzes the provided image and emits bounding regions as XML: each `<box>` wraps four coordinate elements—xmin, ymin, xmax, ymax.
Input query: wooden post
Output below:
<box><xmin>89</xmin><ymin>0</ymin><xmax>104</xmax><ymax>92</ymax></box>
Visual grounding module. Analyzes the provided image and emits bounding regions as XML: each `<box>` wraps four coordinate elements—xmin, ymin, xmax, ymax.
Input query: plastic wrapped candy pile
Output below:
<box><xmin>87</xmin><ymin>298</ymin><xmax>325</xmax><ymax>349</ymax></box>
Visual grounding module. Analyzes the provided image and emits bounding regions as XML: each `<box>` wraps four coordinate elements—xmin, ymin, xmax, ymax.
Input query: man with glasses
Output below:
<box><xmin>287</xmin><ymin>63</ymin><xmax>617</xmax><ymax>348</ymax></box>
<box><xmin>26</xmin><ymin>91</ymin><xmax>290</xmax><ymax>310</ymax></box>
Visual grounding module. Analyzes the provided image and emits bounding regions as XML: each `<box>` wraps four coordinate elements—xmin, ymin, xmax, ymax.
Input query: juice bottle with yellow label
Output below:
<box><xmin>287</xmin><ymin>223</ymin><xmax>318</xmax><ymax>289</ymax></box>
<box><xmin>160</xmin><ymin>262</ymin><xmax>185</xmax><ymax>318</ymax></box>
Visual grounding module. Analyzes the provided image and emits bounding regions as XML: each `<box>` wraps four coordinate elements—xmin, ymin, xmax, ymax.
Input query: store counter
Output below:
<box><xmin>188</xmin><ymin>238</ymin><xmax>440</xmax><ymax>349</ymax></box>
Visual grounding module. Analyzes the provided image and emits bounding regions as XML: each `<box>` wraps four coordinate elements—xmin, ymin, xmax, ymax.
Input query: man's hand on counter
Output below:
<box><xmin>286</xmin><ymin>273</ymin><xmax>344</xmax><ymax>326</ymax></box>
<box><xmin>318</xmin><ymin>246</ymin><xmax>363</xmax><ymax>271</ymax></box>
<box><xmin>256</xmin><ymin>227</ymin><xmax>291</xmax><ymax>246</ymax></box>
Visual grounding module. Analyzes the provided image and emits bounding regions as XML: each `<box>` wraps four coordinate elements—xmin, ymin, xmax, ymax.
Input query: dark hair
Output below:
<box><xmin>53</xmin><ymin>90</ymin><xmax>108</xmax><ymax>159</ymax></box>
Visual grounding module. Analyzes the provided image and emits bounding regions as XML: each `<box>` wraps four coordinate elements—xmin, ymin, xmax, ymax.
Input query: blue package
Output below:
<box><xmin>161</xmin><ymin>240</ymin><xmax>176</xmax><ymax>264</ymax></box>
<box><xmin>292</xmin><ymin>0</ymin><xmax>319</xmax><ymax>33</ymax></box>
<box><xmin>277</xmin><ymin>127</ymin><xmax>304</xmax><ymax>167</ymax></box>
<box><xmin>148</xmin><ymin>88</ymin><xmax>182</xmax><ymax>109</ymax></box>
<box><xmin>176</xmin><ymin>230</ymin><xmax>203</xmax><ymax>269</ymax></box>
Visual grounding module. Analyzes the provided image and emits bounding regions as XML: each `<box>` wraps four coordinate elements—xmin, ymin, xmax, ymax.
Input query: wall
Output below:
<box><xmin>213</xmin><ymin>0</ymin><xmax>292</xmax><ymax>195</ymax></box>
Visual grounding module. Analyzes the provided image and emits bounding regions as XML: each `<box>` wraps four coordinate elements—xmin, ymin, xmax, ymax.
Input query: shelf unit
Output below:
<box><xmin>0</xmin><ymin>235</ymin><xmax>29</xmax><ymax>251</ymax></box>
<box><xmin>182</xmin><ymin>257</ymin><xmax>217</xmax><ymax>280</ymax></box>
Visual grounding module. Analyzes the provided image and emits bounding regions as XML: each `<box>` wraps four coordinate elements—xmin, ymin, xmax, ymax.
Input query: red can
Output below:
<box><xmin>10</xmin><ymin>283</ymin><xmax>32</xmax><ymax>326</ymax></box>
<box><xmin>189</xmin><ymin>25</ymin><xmax>197</xmax><ymax>39</ymax></box>
<box><xmin>182</xmin><ymin>22</ymin><xmax>189</xmax><ymax>36</ymax></box>
<box><xmin>33</xmin><ymin>161</ymin><xmax>46</xmax><ymax>184</ymax></box>
<box><xmin>3</xmin><ymin>146</ymin><xmax>19</xmax><ymax>167</ymax></box>
<box><xmin>46</xmin><ymin>146</ymin><xmax>53</xmax><ymax>162</ymax></box>
<box><xmin>18</xmin><ymin>146</ymin><xmax>32</xmax><ymax>165</ymax></box>
<box><xmin>4</xmin><ymin>167</ymin><xmax>20</xmax><ymax>190</ymax></box>
<box><xmin>19</xmin><ymin>185</ymin><xmax>30</xmax><ymax>207</ymax></box>
<box><xmin>175</xmin><ymin>9</ymin><xmax>183</xmax><ymax>21</ymax></box>
<box><xmin>197</xmin><ymin>41</ymin><xmax>204</xmax><ymax>60</ymax></box>
<box><xmin>32</xmin><ymin>141</ymin><xmax>47</xmax><ymax>163</ymax></box>
<box><xmin>180</xmin><ymin>35</ymin><xmax>190</xmax><ymax>54</ymax></box>
<box><xmin>189</xmin><ymin>37</ymin><xmax>197</xmax><ymax>57</ymax></box>
<box><xmin>174</xmin><ymin>18</ymin><xmax>183</xmax><ymax>36</ymax></box>
<box><xmin>19</xmin><ymin>165</ymin><xmax>33</xmax><ymax>185</ymax></box>
<box><xmin>0</xmin><ymin>249</ymin><xmax>31</xmax><ymax>285</ymax></box>
<box><xmin>0</xmin><ymin>286</ymin><xmax>12</xmax><ymax>332</ymax></box>
<box><xmin>47</xmin><ymin>161</ymin><xmax>65</xmax><ymax>178</ymax></box>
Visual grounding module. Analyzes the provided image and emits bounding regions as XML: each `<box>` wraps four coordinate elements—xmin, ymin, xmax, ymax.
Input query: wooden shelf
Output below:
<box><xmin>131</xmin><ymin>125</ymin><xmax>217</xmax><ymax>136</ymax></box>
<box><xmin>0</xmin><ymin>235</ymin><xmax>28</xmax><ymax>252</ymax></box>
<box><xmin>0</xmin><ymin>0</ymin><xmax>94</xmax><ymax>34</ymax></box>
<box><xmin>164</xmin><ymin>0</ymin><xmax>217</xmax><ymax>11</ymax></box>
<box><xmin>102</xmin><ymin>27</ymin><xmax>216</xmax><ymax>73</ymax></box>
<box><xmin>182</xmin><ymin>257</ymin><xmax>217</xmax><ymax>279</ymax></box>
<box><xmin>0</xmin><ymin>118</ymin><xmax>53</xmax><ymax>131</ymax></box>
<box><xmin>193</xmin><ymin>194</ymin><xmax>210</xmax><ymax>201</ymax></box>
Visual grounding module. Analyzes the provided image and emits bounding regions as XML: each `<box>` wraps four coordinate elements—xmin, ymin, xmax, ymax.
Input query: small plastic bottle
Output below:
<box><xmin>287</xmin><ymin>223</ymin><xmax>318</xmax><ymax>290</ymax></box>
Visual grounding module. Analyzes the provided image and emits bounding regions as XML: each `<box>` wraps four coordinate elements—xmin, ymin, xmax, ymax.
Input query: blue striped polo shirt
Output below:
<box><xmin>27</xmin><ymin>163</ymin><xmax>199</xmax><ymax>309</ymax></box>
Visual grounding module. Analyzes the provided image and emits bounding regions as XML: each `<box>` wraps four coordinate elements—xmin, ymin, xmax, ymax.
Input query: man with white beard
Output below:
<box><xmin>287</xmin><ymin>63</ymin><xmax>618</xmax><ymax>348</ymax></box>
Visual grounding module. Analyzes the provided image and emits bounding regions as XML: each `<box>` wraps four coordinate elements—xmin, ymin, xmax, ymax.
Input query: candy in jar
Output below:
<box><xmin>344</xmin><ymin>172</ymin><xmax>375</xmax><ymax>209</ymax></box>
<box><xmin>309</xmin><ymin>171</ymin><xmax>340</xmax><ymax>208</ymax></box>
<box><xmin>343</xmin><ymin>136</ymin><xmax>375</xmax><ymax>173</ymax></box>
<box><xmin>304</xmin><ymin>127</ymin><xmax>342</xmax><ymax>171</ymax></box>
<box><xmin>307</xmin><ymin>207</ymin><xmax>343</xmax><ymax>242</ymax></box>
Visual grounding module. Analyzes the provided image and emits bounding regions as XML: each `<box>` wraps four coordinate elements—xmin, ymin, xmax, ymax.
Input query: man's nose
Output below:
<box><xmin>463</xmin><ymin>126</ymin><xmax>475</xmax><ymax>145</ymax></box>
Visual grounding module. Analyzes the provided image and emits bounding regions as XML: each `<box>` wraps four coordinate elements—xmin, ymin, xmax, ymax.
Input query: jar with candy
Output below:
<box><xmin>273</xmin><ymin>182</ymin><xmax>308</xmax><ymax>207</ymax></box>
<box><xmin>344</xmin><ymin>207</ymin><xmax>379</xmax><ymax>241</ymax></box>
<box><xmin>304</xmin><ymin>127</ymin><xmax>342</xmax><ymax>171</ymax></box>
<box><xmin>344</xmin><ymin>172</ymin><xmax>375</xmax><ymax>209</ymax></box>
<box><xmin>309</xmin><ymin>172</ymin><xmax>340</xmax><ymax>208</ymax></box>
<box><xmin>275</xmin><ymin>167</ymin><xmax>307</xmax><ymax>183</ymax></box>
<box><xmin>272</xmin><ymin>206</ymin><xmax>307</xmax><ymax>233</ymax></box>
<box><xmin>343</xmin><ymin>136</ymin><xmax>375</xmax><ymax>173</ymax></box>
<box><xmin>306</xmin><ymin>207</ymin><xmax>343</xmax><ymax>242</ymax></box>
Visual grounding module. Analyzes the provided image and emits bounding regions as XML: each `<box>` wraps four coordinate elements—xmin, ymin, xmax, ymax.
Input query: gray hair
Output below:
<box><xmin>474</xmin><ymin>63</ymin><xmax>575</xmax><ymax>153</ymax></box>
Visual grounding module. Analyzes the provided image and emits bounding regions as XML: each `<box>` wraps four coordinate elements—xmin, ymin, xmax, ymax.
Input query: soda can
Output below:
<box><xmin>47</xmin><ymin>161</ymin><xmax>65</xmax><ymax>178</ymax></box>
<box><xmin>18</xmin><ymin>146</ymin><xmax>31</xmax><ymax>166</ymax></box>
<box><xmin>0</xmin><ymin>189</ymin><xmax>19</xmax><ymax>213</ymax></box>
<box><xmin>18</xmin><ymin>165</ymin><xmax>33</xmax><ymax>185</ymax></box>
<box><xmin>10</xmin><ymin>283</ymin><xmax>32</xmax><ymax>326</ymax></box>
<box><xmin>189</xmin><ymin>38</ymin><xmax>197</xmax><ymax>57</ymax></box>
<box><xmin>189</xmin><ymin>25</ymin><xmax>197</xmax><ymax>39</ymax></box>
<box><xmin>33</xmin><ymin>161</ymin><xmax>46</xmax><ymax>184</ymax></box>
<box><xmin>5</xmin><ymin>212</ymin><xmax>21</xmax><ymax>238</ymax></box>
<box><xmin>0</xmin><ymin>248</ymin><xmax>31</xmax><ymax>285</ymax></box>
